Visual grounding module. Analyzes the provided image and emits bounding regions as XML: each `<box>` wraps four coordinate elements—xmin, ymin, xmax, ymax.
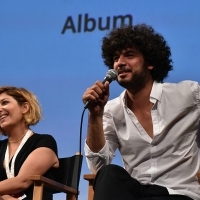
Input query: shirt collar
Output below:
<box><xmin>150</xmin><ymin>81</ymin><xmax>163</xmax><ymax>103</ymax></box>
<box><xmin>121</xmin><ymin>81</ymin><xmax>163</xmax><ymax>105</ymax></box>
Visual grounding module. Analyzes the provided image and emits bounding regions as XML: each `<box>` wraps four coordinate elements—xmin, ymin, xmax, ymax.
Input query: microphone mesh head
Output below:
<box><xmin>106</xmin><ymin>69</ymin><xmax>118</xmax><ymax>81</ymax></box>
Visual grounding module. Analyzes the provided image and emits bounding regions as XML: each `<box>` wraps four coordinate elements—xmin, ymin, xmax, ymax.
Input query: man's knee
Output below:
<box><xmin>96</xmin><ymin>164</ymin><xmax>130</xmax><ymax>181</ymax></box>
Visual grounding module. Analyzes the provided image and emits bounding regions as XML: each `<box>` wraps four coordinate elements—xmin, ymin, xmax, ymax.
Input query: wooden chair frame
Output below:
<box><xmin>83</xmin><ymin>174</ymin><xmax>95</xmax><ymax>200</ymax></box>
<box><xmin>84</xmin><ymin>172</ymin><xmax>200</xmax><ymax>200</ymax></box>
<box><xmin>31</xmin><ymin>175</ymin><xmax>78</xmax><ymax>200</ymax></box>
<box><xmin>31</xmin><ymin>154</ymin><xmax>83</xmax><ymax>200</ymax></box>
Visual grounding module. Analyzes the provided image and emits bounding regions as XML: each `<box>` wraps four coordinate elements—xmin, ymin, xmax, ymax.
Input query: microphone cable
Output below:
<box><xmin>76</xmin><ymin>69</ymin><xmax>118</xmax><ymax>199</ymax></box>
<box><xmin>76</xmin><ymin>106</ymin><xmax>87</xmax><ymax>200</ymax></box>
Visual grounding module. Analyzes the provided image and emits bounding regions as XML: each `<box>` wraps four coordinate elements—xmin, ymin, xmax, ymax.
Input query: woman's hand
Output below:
<box><xmin>1</xmin><ymin>195</ymin><xmax>18</xmax><ymax>200</ymax></box>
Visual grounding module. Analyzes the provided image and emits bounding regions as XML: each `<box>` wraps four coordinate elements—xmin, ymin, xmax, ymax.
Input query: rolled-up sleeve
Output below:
<box><xmin>84</xmin><ymin>108</ymin><xmax>119</xmax><ymax>173</ymax></box>
<box><xmin>84</xmin><ymin>141</ymin><xmax>112</xmax><ymax>173</ymax></box>
<box><xmin>198</xmin><ymin>84</ymin><xmax>200</xmax><ymax>114</ymax></box>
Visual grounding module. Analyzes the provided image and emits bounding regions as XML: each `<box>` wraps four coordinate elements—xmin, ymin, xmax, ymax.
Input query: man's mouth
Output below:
<box><xmin>117</xmin><ymin>69</ymin><xmax>131</xmax><ymax>76</ymax></box>
<box><xmin>117</xmin><ymin>67</ymin><xmax>132</xmax><ymax>75</ymax></box>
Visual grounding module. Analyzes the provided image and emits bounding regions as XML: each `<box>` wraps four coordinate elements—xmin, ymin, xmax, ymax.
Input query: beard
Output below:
<box><xmin>118</xmin><ymin>64</ymin><xmax>150</xmax><ymax>93</ymax></box>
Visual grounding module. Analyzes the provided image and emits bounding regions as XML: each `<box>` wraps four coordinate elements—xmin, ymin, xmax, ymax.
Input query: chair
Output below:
<box><xmin>197</xmin><ymin>172</ymin><xmax>200</xmax><ymax>184</ymax></box>
<box><xmin>84</xmin><ymin>172</ymin><xmax>200</xmax><ymax>200</ymax></box>
<box><xmin>31</xmin><ymin>153</ymin><xmax>83</xmax><ymax>200</ymax></box>
<box><xmin>83</xmin><ymin>174</ymin><xmax>95</xmax><ymax>200</ymax></box>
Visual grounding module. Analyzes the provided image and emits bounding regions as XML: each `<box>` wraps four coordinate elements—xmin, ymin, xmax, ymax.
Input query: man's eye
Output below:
<box><xmin>127</xmin><ymin>54</ymin><xmax>134</xmax><ymax>58</ymax></box>
<box><xmin>113</xmin><ymin>56</ymin><xmax>119</xmax><ymax>62</ymax></box>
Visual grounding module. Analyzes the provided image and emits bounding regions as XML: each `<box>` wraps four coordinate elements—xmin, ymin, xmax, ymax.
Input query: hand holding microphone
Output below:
<box><xmin>83</xmin><ymin>69</ymin><xmax>118</xmax><ymax>109</ymax></box>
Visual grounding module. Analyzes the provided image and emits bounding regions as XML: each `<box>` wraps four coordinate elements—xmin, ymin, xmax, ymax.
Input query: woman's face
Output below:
<box><xmin>0</xmin><ymin>93</ymin><xmax>28</xmax><ymax>132</ymax></box>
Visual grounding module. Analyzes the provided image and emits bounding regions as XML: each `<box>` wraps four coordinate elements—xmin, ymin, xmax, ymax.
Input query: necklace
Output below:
<box><xmin>5</xmin><ymin>130</ymin><xmax>32</xmax><ymax>179</ymax></box>
<box><xmin>8</xmin><ymin>134</ymin><xmax>26</xmax><ymax>143</ymax></box>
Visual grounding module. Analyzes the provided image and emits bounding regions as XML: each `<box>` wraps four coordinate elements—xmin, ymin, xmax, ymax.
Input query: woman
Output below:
<box><xmin>0</xmin><ymin>86</ymin><xmax>59</xmax><ymax>200</ymax></box>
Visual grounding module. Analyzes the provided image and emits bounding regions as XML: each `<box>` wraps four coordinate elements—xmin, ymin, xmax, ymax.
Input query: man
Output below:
<box><xmin>82</xmin><ymin>24</ymin><xmax>200</xmax><ymax>200</ymax></box>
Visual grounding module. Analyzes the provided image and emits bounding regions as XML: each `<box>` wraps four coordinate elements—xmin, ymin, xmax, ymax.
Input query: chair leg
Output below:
<box><xmin>32</xmin><ymin>181</ymin><xmax>44</xmax><ymax>200</ymax></box>
<box><xmin>88</xmin><ymin>183</ymin><xmax>94</xmax><ymax>200</ymax></box>
<box><xmin>66</xmin><ymin>193</ymin><xmax>77</xmax><ymax>200</ymax></box>
<box><xmin>83</xmin><ymin>174</ymin><xmax>95</xmax><ymax>200</ymax></box>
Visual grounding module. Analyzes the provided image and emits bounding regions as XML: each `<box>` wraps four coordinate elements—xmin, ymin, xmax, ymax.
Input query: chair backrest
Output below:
<box><xmin>53</xmin><ymin>154</ymin><xmax>83</xmax><ymax>194</ymax></box>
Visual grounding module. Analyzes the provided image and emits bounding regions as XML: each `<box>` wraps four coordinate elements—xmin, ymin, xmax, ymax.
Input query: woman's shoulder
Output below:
<box><xmin>32</xmin><ymin>133</ymin><xmax>56</xmax><ymax>140</ymax></box>
<box><xmin>29</xmin><ymin>133</ymin><xmax>56</xmax><ymax>142</ymax></box>
<box><xmin>30</xmin><ymin>133</ymin><xmax>57</xmax><ymax>147</ymax></box>
<box><xmin>29</xmin><ymin>133</ymin><xmax>58</xmax><ymax>154</ymax></box>
<box><xmin>0</xmin><ymin>140</ymin><xmax>5</xmax><ymax>153</ymax></box>
<box><xmin>0</xmin><ymin>139</ymin><xmax>8</xmax><ymax>162</ymax></box>
<box><xmin>0</xmin><ymin>138</ymin><xmax>8</xmax><ymax>147</ymax></box>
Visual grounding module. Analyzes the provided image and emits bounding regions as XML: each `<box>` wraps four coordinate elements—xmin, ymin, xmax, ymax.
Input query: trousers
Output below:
<box><xmin>93</xmin><ymin>164</ymin><xmax>193</xmax><ymax>200</ymax></box>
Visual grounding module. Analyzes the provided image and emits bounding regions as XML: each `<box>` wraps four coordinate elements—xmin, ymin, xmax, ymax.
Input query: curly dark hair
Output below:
<box><xmin>101</xmin><ymin>24</ymin><xmax>173</xmax><ymax>82</ymax></box>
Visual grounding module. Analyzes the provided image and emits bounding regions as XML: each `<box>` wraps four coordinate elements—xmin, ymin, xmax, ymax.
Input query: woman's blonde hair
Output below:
<box><xmin>0</xmin><ymin>86</ymin><xmax>42</xmax><ymax>134</ymax></box>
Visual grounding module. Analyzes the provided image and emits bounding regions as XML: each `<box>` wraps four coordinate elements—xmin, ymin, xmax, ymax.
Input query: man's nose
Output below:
<box><xmin>116</xmin><ymin>56</ymin><xmax>126</xmax><ymax>68</ymax></box>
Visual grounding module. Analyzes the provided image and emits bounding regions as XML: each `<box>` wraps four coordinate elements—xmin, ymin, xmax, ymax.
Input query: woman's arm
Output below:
<box><xmin>0</xmin><ymin>147</ymin><xmax>59</xmax><ymax>195</ymax></box>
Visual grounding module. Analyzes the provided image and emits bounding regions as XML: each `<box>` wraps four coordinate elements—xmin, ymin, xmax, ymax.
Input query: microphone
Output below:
<box><xmin>84</xmin><ymin>69</ymin><xmax>118</xmax><ymax>109</ymax></box>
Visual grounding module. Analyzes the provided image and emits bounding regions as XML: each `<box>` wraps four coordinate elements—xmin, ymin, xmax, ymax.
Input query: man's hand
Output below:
<box><xmin>82</xmin><ymin>81</ymin><xmax>110</xmax><ymax>114</ymax></box>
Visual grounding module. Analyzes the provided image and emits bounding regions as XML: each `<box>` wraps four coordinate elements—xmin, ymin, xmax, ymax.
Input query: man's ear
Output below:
<box><xmin>148</xmin><ymin>65</ymin><xmax>154</xmax><ymax>70</ymax></box>
<box><xmin>22</xmin><ymin>102</ymin><xmax>30</xmax><ymax>114</ymax></box>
